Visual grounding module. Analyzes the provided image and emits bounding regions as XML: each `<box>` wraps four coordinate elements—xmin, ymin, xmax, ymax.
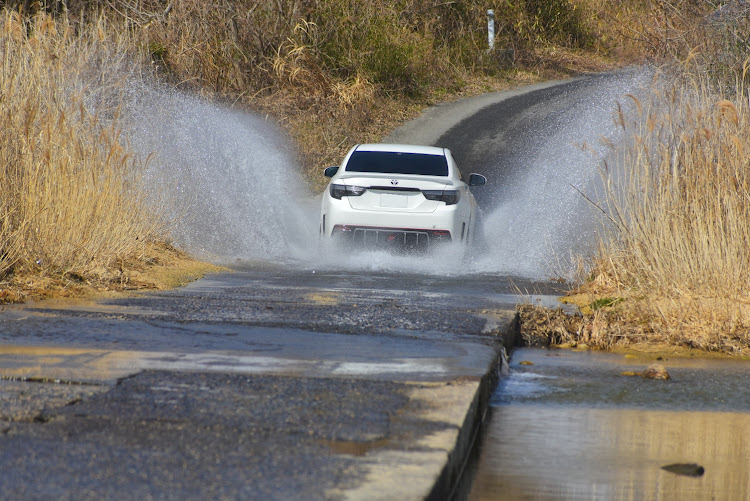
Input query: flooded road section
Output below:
<box><xmin>468</xmin><ymin>348</ymin><xmax>750</xmax><ymax>500</ymax></box>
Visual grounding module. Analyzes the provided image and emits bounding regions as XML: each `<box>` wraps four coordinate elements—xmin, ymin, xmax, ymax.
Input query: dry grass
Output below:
<box><xmin>597</xmin><ymin>68</ymin><xmax>750</xmax><ymax>297</ymax></box>
<box><xmin>564</xmin><ymin>54</ymin><xmax>750</xmax><ymax>355</ymax></box>
<box><xmin>0</xmin><ymin>241</ymin><xmax>225</xmax><ymax>304</ymax></box>
<box><xmin>0</xmin><ymin>11</ymin><xmax>160</xmax><ymax>285</ymax></box>
<box><xmin>520</xmin><ymin>296</ymin><xmax>750</xmax><ymax>356</ymax></box>
<box><xmin>100</xmin><ymin>0</ymin><xmax>642</xmax><ymax>177</ymax></box>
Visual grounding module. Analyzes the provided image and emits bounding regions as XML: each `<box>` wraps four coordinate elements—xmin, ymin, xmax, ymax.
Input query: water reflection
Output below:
<box><xmin>469</xmin><ymin>348</ymin><xmax>750</xmax><ymax>500</ymax></box>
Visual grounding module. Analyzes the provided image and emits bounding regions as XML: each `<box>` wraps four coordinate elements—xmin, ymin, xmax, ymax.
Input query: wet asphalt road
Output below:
<box><xmin>0</xmin><ymin>269</ymin><xmax>560</xmax><ymax>353</ymax></box>
<box><xmin>1</xmin><ymin>371</ymin><xmax>409</xmax><ymax>499</ymax></box>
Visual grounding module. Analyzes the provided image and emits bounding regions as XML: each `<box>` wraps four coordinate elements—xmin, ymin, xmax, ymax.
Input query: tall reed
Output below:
<box><xmin>594</xmin><ymin>64</ymin><xmax>750</xmax><ymax>300</ymax></box>
<box><xmin>0</xmin><ymin>11</ymin><xmax>158</xmax><ymax>280</ymax></box>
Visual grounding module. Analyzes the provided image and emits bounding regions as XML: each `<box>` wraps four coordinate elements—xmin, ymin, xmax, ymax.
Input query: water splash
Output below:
<box><xmin>312</xmin><ymin>241</ymin><xmax>470</xmax><ymax>276</ymax></box>
<box><xmin>121</xmin><ymin>85</ymin><xmax>318</xmax><ymax>265</ymax></box>
<box><xmin>117</xmin><ymin>72</ymin><xmax>649</xmax><ymax>279</ymax></box>
<box><xmin>469</xmin><ymin>70</ymin><xmax>651</xmax><ymax>280</ymax></box>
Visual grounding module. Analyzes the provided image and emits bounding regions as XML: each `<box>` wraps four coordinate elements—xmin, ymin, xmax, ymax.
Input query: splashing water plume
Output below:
<box><xmin>119</xmin><ymin>72</ymin><xmax>648</xmax><ymax>279</ymax></box>
<box><xmin>469</xmin><ymin>71</ymin><xmax>650</xmax><ymax>280</ymax></box>
<box><xmin>122</xmin><ymin>86</ymin><xmax>317</xmax><ymax>265</ymax></box>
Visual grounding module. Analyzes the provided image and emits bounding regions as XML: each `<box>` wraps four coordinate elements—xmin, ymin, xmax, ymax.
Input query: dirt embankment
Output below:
<box><xmin>0</xmin><ymin>243</ymin><xmax>225</xmax><ymax>304</ymax></box>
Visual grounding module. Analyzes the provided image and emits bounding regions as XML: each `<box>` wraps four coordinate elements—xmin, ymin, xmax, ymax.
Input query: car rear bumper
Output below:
<box><xmin>321</xmin><ymin>200</ymin><xmax>469</xmax><ymax>242</ymax></box>
<box><xmin>330</xmin><ymin>225</ymin><xmax>452</xmax><ymax>250</ymax></box>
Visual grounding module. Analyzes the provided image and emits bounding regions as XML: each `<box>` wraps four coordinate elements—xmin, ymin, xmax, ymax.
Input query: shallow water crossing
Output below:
<box><xmin>468</xmin><ymin>348</ymin><xmax>750</xmax><ymax>500</ymax></box>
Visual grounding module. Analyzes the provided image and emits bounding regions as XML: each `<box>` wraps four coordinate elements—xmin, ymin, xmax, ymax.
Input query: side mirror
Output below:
<box><xmin>469</xmin><ymin>173</ymin><xmax>487</xmax><ymax>186</ymax></box>
<box><xmin>324</xmin><ymin>166</ymin><xmax>339</xmax><ymax>178</ymax></box>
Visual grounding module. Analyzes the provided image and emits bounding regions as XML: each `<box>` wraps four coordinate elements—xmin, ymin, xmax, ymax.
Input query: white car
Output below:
<box><xmin>320</xmin><ymin>143</ymin><xmax>486</xmax><ymax>250</ymax></box>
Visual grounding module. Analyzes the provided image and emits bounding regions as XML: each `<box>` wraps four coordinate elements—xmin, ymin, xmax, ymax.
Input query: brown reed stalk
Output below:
<box><xmin>596</xmin><ymin>62</ymin><xmax>750</xmax><ymax>301</ymax></box>
<box><xmin>0</xmin><ymin>10</ymin><xmax>160</xmax><ymax>280</ymax></box>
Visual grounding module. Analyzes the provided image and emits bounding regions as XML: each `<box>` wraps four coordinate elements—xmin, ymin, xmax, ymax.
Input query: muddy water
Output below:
<box><xmin>468</xmin><ymin>348</ymin><xmax>750</xmax><ymax>500</ymax></box>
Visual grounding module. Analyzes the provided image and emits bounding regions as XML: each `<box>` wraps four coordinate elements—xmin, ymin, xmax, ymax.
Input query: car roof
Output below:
<box><xmin>354</xmin><ymin>143</ymin><xmax>447</xmax><ymax>156</ymax></box>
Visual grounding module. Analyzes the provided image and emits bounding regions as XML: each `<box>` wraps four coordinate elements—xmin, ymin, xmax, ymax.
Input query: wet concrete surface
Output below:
<box><xmin>0</xmin><ymin>267</ymin><xmax>561</xmax><ymax>499</ymax></box>
<box><xmin>1</xmin><ymin>371</ymin><xmax>433</xmax><ymax>500</ymax></box>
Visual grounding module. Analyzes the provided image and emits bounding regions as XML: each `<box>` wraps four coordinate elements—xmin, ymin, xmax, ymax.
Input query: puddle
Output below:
<box><xmin>492</xmin><ymin>348</ymin><xmax>750</xmax><ymax>412</ymax></box>
<box><xmin>468</xmin><ymin>348</ymin><xmax>750</xmax><ymax>500</ymax></box>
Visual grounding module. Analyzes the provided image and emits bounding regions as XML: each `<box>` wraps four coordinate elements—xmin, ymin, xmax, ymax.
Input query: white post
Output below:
<box><xmin>487</xmin><ymin>9</ymin><xmax>495</xmax><ymax>51</ymax></box>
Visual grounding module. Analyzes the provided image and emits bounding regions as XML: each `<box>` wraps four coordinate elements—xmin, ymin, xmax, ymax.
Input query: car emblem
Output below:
<box><xmin>390</xmin><ymin>179</ymin><xmax>399</xmax><ymax>185</ymax></box>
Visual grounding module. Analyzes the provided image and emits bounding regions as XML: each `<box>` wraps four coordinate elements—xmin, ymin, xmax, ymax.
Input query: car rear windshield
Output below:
<box><xmin>344</xmin><ymin>151</ymin><xmax>449</xmax><ymax>176</ymax></box>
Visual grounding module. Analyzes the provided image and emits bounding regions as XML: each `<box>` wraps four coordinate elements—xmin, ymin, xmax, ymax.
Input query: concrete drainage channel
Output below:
<box><xmin>427</xmin><ymin>314</ymin><xmax>519</xmax><ymax>501</ymax></box>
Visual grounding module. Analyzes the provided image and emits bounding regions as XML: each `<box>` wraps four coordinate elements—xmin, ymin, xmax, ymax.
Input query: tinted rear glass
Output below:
<box><xmin>345</xmin><ymin>151</ymin><xmax>449</xmax><ymax>176</ymax></box>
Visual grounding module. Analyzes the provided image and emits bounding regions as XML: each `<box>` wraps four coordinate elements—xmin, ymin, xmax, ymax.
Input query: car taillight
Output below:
<box><xmin>422</xmin><ymin>189</ymin><xmax>460</xmax><ymax>205</ymax></box>
<box><xmin>430</xmin><ymin>230</ymin><xmax>451</xmax><ymax>239</ymax></box>
<box><xmin>330</xmin><ymin>184</ymin><xmax>367</xmax><ymax>199</ymax></box>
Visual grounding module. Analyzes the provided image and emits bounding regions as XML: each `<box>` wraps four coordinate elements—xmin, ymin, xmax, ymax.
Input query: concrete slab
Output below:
<box><xmin>0</xmin><ymin>298</ymin><xmax>518</xmax><ymax>500</ymax></box>
<box><xmin>0</xmin><ymin>337</ymin><xmax>512</xmax><ymax>500</ymax></box>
